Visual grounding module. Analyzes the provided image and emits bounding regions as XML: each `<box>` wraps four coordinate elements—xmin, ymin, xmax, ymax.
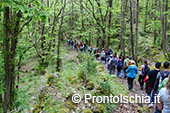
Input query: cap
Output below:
<box><xmin>131</xmin><ymin>60</ymin><xmax>135</xmax><ymax>64</ymax></box>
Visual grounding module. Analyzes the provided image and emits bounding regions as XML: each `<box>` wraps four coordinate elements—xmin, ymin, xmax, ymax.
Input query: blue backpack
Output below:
<box><xmin>118</xmin><ymin>61</ymin><xmax>123</xmax><ymax>68</ymax></box>
<box><xmin>160</xmin><ymin>71</ymin><xmax>170</xmax><ymax>81</ymax></box>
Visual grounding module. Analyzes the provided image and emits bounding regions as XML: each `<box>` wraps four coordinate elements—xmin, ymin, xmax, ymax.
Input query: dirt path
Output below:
<box><xmin>102</xmin><ymin>63</ymin><xmax>155</xmax><ymax>113</ymax></box>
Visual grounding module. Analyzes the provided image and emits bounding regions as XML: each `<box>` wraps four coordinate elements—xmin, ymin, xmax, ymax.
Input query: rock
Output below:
<box><xmin>58</xmin><ymin>108</ymin><xmax>70</xmax><ymax>113</ymax></box>
<box><xmin>82</xmin><ymin>108</ymin><xmax>92</xmax><ymax>113</ymax></box>
<box><xmin>33</xmin><ymin>101</ymin><xmax>44</xmax><ymax>113</ymax></box>
<box><xmin>96</xmin><ymin>65</ymin><xmax>104</xmax><ymax>72</ymax></box>
<box><xmin>77</xmin><ymin>71</ymin><xmax>86</xmax><ymax>80</ymax></box>
<box><xmin>93</xmin><ymin>104</ymin><xmax>105</xmax><ymax>113</ymax></box>
<box><xmin>137</xmin><ymin>105</ymin><xmax>150</xmax><ymax>113</ymax></box>
<box><xmin>85</xmin><ymin>81</ymin><xmax>94</xmax><ymax>90</ymax></box>
<box><xmin>65</xmin><ymin>100</ymin><xmax>77</xmax><ymax>111</ymax></box>
<box><xmin>66</xmin><ymin>76</ymin><xmax>78</xmax><ymax>84</ymax></box>
<box><xmin>39</xmin><ymin>87</ymin><xmax>49</xmax><ymax>101</ymax></box>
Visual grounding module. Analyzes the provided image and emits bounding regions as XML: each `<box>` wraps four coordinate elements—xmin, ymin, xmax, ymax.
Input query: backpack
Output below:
<box><xmin>125</xmin><ymin>59</ymin><xmax>130</xmax><ymax>68</ymax></box>
<box><xmin>160</xmin><ymin>71</ymin><xmax>170</xmax><ymax>82</ymax></box>
<box><xmin>142</xmin><ymin>65</ymin><xmax>150</xmax><ymax>76</ymax></box>
<box><xmin>118</xmin><ymin>61</ymin><xmax>123</xmax><ymax>68</ymax></box>
<box><xmin>127</xmin><ymin>61</ymin><xmax>131</xmax><ymax>67</ymax></box>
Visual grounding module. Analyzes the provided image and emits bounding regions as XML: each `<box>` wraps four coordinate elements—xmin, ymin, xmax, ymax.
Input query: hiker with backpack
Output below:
<box><xmin>157</xmin><ymin>75</ymin><xmax>170</xmax><ymax>113</ymax></box>
<box><xmin>126</xmin><ymin>60</ymin><xmax>138</xmax><ymax>91</ymax></box>
<box><xmin>108</xmin><ymin>48</ymin><xmax>113</xmax><ymax>55</ymax></box>
<box><xmin>109</xmin><ymin>54</ymin><xmax>118</xmax><ymax>75</ymax></box>
<box><xmin>121</xmin><ymin>56</ymin><xmax>125</xmax><ymax>78</ymax></box>
<box><xmin>144</xmin><ymin>62</ymin><xmax>161</xmax><ymax>108</ymax></box>
<box><xmin>84</xmin><ymin>43</ymin><xmax>87</xmax><ymax>52</ymax></box>
<box><xmin>88</xmin><ymin>46</ymin><xmax>93</xmax><ymax>54</ymax></box>
<box><xmin>79</xmin><ymin>42</ymin><xmax>83</xmax><ymax>51</ymax></box>
<box><xmin>99</xmin><ymin>51</ymin><xmax>106</xmax><ymax>64</ymax></box>
<box><xmin>106</xmin><ymin>52</ymin><xmax>111</xmax><ymax>73</ymax></box>
<box><xmin>74</xmin><ymin>40</ymin><xmax>77</xmax><ymax>50</ymax></box>
<box><xmin>123</xmin><ymin>56</ymin><xmax>130</xmax><ymax>79</ymax></box>
<box><xmin>117</xmin><ymin>56</ymin><xmax>123</xmax><ymax>78</ymax></box>
<box><xmin>67</xmin><ymin>38</ymin><xmax>70</xmax><ymax>47</ymax></box>
<box><xmin>70</xmin><ymin>39</ymin><xmax>74</xmax><ymax>48</ymax></box>
<box><xmin>153</xmin><ymin>62</ymin><xmax>170</xmax><ymax>112</ymax></box>
<box><xmin>138</xmin><ymin>61</ymin><xmax>150</xmax><ymax>90</ymax></box>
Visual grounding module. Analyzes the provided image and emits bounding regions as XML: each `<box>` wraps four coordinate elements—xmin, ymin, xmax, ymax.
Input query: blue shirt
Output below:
<box><xmin>126</xmin><ymin>65</ymin><xmax>138</xmax><ymax>78</ymax></box>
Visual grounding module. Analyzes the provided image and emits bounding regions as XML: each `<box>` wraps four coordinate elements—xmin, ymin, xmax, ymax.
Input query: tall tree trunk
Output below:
<box><xmin>161</xmin><ymin>0</ymin><xmax>170</xmax><ymax>59</ymax></box>
<box><xmin>135</xmin><ymin>0</ymin><xmax>139</xmax><ymax>66</ymax></box>
<box><xmin>129</xmin><ymin>0</ymin><xmax>134</xmax><ymax>59</ymax></box>
<box><xmin>3</xmin><ymin>7</ymin><xmax>10</xmax><ymax>113</ymax></box>
<box><xmin>144</xmin><ymin>0</ymin><xmax>149</xmax><ymax>32</ymax></box>
<box><xmin>120</xmin><ymin>0</ymin><xmax>125</xmax><ymax>56</ymax></box>
<box><xmin>56</xmin><ymin>0</ymin><xmax>66</xmax><ymax>71</ymax></box>
<box><xmin>153</xmin><ymin>0</ymin><xmax>158</xmax><ymax>44</ymax></box>
<box><xmin>106</xmin><ymin>0</ymin><xmax>112</xmax><ymax>51</ymax></box>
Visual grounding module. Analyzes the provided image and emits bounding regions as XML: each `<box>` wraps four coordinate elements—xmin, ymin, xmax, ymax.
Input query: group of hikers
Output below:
<box><xmin>67</xmin><ymin>38</ymin><xmax>170</xmax><ymax>113</ymax></box>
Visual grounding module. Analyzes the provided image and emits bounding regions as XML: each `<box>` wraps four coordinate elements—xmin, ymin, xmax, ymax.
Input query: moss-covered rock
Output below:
<box><xmin>85</xmin><ymin>81</ymin><xmax>94</xmax><ymax>90</ymax></box>
<box><xmin>93</xmin><ymin>104</ymin><xmax>105</xmax><ymax>113</ymax></box>
<box><xmin>82</xmin><ymin>108</ymin><xmax>92</xmax><ymax>113</ymax></box>
<box><xmin>65</xmin><ymin>100</ymin><xmax>77</xmax><ymax>111</ymax></box>
<box><xmin>39</xmin><ymin>86</ymin><xmax>49</xmax><ymax>101</ymax></box>
<box><xmin>58</xmin><ymin>108</ymin><xmax>70</xmax><ymax>113</ymax></box>
<box><xmin>97</xmin><ymin>65</ymin><xmax>104</xmax><ymax>72</ymax></box>
<box><xmin>77</xmin><ymin>71</ymin><xmax>86</xmax><ymax>80</ymax></box>
<box><xmin>33</xmin><ymin>101</ymin><xmax>44</xmax><ymax>113</ymax></box>
<box><xmin>137</xmin><ymin>105</ymin><xmax>150</xmax><ymax>113</ymax></box>
<box><xmin>66</xmin><ymin>76</ymin><xmax>78</xmax><ymax>84</ymax></box>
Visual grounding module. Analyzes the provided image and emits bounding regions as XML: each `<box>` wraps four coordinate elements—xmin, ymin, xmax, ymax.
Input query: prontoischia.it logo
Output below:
<box><xmin>72</xmin><ymin>94</ymin><xmax>160</xmax><ymax>104</ymax></box>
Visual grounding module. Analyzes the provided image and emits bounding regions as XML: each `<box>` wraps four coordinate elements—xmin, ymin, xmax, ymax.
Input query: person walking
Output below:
<box><xmin>123</xmin><ymin>56</ymin><xmax>130</xmax><ymax>79</ymax></box>
<box><xmin>138</xmin><ymin>60</ymin><xmax>150</xmax><ymax>90</ymax></box>
<box><xmin>126</xmin><ymin>61</ymin><xmax>138</xmax><ymax>91</ymax></box>
<box><xmin>145</xmin><ymin>62</ymin><xmax>161</xmax><ymax>108</ymax></box>
<box><xmin>153</xmin><ymin>62</ymin><xmax>170</xmax><ymax>112</ymax></box>
<box><xmin>67</xmin><ymin>38</ymin><xmax>70</xmax><ymax>47</ymax></box>
<box><xmin>117</xmin><ymin>56</ymin><xmax>123</xmax><ymax>78</ymax></box>
<box><xmin>109</xmin><ymin>54</ymin><xmax>118</xmax><ymax>75</ymax></box>
<box><xmin>157</xmin><ymin>75</ymin><xmax>170</xmax><ymax>113</ymax></box>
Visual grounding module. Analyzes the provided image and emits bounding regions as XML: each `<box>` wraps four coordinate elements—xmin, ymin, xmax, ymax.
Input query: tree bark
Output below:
<box><xmin>3</xmin><ymin>7</ymin><xmax>10</xmax><ymax>113</ymax></box>
<box><xmin>153</xmin><ymin>0</ymin><xmax>158</xmax><ymax>44</ymax></box>
<box><xmin>56</xmin><ymin>0</ymin><xmax>66</xmax><ymax>71</ymax></box>
<box><xmin>129</xmin><ymin>0</ymin><xmax>134</xmax><ymax>59</ymax></box>
<box><xmin>106</xmin><ymin>0</ymin><xmax>112</xmax><ymax>51</ymax></box>
<box><xmin>135</xmin><ymin>0</ymin><xmax>139</xmax><ymax>66</ymax></box>
<box><xmin>120</xmin><ymin>0</ymin><xmax>125</xmax><ymax>56</ymax></box>
<box><xmin>144</xmin><ymin>0</ymin><xmax>149</xmax><ymax>32</ymax></box>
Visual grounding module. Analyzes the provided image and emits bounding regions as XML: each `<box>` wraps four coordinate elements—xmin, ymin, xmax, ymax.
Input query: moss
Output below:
<box><xmin>33</xmin><ymin>101</ymin><xmax>44</xmax><ymax>113</ymax></box>
<box><xmin>93</xmin><ymin>104</ymin><xmax>105</xmax><ymax>113</ymax></box>
<box><xmin>65</xmin><ymin>100</ymin><xmax>77</xmax><ymax>111</ymax></box>
<box><xmin>77</xmin><ymin>71</ymin><xmax>86</xmax><ymax>80</ymax></box>
<box><xmin>97</xmin><ymin>65</ymin><xmax>104</xmax><ymax>72</ymax></box>
<box><xmin>82</xmin><ymin>108</ymin><xmax>92</xmax><ymax>113</ymax></box>
<box><xmin>66</xmin><ymin>76</ymin><xmax>77</xmax><ymax>84</ymax></box>
<box><xmin>39</xmin><ymin>86</ymin><xmax>49</xmax><ymax>101</ymax></box>
<box><xmin>137</xmin><ymin>105</ymin><xmax>150</xmax><ymax>113</ymax></box>
<box><xmin>58</xmin><ymin>108</ymin><xmax>70</xmax><ymax>113</ymax></box>
<box><xmin>85</xmin><ymin>81</ymin><xmax>94</xmax><ymax>90</ymax></box>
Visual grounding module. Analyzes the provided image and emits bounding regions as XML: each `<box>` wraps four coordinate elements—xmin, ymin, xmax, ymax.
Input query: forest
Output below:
<box><xmin>0</xmin><ymin>0</ymin><xmax>170</xmax><ymax>112</ymax></box>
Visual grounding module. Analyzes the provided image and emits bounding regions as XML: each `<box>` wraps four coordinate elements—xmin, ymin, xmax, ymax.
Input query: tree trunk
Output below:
<box><xmin>144</xmin><ymin>0</ymin><xmax>149</xmax><ymax>32</ymax></box>
<box><xmin>135</xmin><ymin>0</ymin><xmax>139</xmax><ymax>66</ymax></box>
<box><xmin>56</xmin><ymin>0</ymin><xmax>66</xmax><ymax>71</ymax></box>
<box><xmin>120</xmin><ymin>0</ymin><xmax>125</xmax><ymax>56</ymax></box>
<box><xmin>153</xmin><ymin>0</ymin><xmax>158</xmax><ymax>44</ymax></box>
<box><xmin>129</xmin><ymin>0</ymin><xmax>134</xmax><ymax>59</ymax></box>
<box><xmin>3</xmin><ymin>7</ymin><xmax>10</xmax><ymax>113</ymax></box>
<box><xmin>106</xmin><ymin>0</ymin><xmax>112</xmax><ymax>51</ymax></box>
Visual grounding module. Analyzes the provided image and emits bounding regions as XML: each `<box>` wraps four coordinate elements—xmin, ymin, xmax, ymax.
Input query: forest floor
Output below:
<box><xmin>18</xmin><ymin>45</ymin><xmax>158</xmax><ymax>113</ymax></box>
